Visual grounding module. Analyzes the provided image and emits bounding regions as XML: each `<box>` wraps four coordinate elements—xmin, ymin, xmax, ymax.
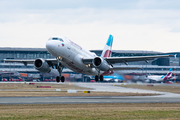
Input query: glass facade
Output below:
<box><xmin>0</xmin><ymin>47</ymin><xmax>179</xmax><ymax>82</ymax></box>
<box><xmin>0</xmin><ymin>48</ymin><xmax>54</xmax><ymax>63</ymax></box>
<box><xmin>0</xmin><ymin>48</ymin><xmax>178</xmax><ymax>66</ymax></box>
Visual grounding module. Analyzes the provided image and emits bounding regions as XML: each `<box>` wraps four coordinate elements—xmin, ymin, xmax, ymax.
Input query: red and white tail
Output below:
<box><xmin>163</xmin><ymin>68</ymin><xmax>173</xmax><ymax>80</ymax></box>
<box><xmin>101</xmin><ymin>34</ymin><xmax>113</xmax><ymax>58</ymax></box>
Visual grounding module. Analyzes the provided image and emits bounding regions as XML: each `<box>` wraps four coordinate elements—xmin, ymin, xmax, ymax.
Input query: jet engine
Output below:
<box><xmin>92</xmin><ymin>57</ymin><xmax>110</xmax><ymax>71</ymax></box>
<box><xmin>34</xmin><ymin>59</ymin><xmax>51</xmax><ymax>73</ymax></box>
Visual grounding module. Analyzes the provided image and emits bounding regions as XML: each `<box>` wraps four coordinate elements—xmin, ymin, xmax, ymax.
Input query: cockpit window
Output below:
<box><xmin>52</xmin><ymin>38</ymin><xmax>64</xmax><ymax>42</ymax></box>
<box><xmin>52</xmin><ymin>38</ymin><xmax>58</xmax><ymax>40</ymax></box>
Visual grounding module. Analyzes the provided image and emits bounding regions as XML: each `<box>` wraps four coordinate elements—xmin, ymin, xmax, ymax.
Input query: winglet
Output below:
<box><xmin>101</xmin><ymin>34</ymin><xmax>113</xmax><ymax>58</ymax></box>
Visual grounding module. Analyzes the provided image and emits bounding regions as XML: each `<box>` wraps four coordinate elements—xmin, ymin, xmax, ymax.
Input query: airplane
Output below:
<box><xmin>4</xmin><ymin>34</ymin><xmax>173</xmax><ymax>82</ymax></box>
<box><xmin>146</xmin><ymin>68</ymin><xmax>176</xmax><ymax>82</ymax></box>
<box><xmin>102</xmin><ymin>73</ymin><xmax>124</xmax><ymax>82</ymax></box>
<box><xmin>91</xmin><ymin>72</ymin><xmax>124</xmax><ymax>82</ymax></box>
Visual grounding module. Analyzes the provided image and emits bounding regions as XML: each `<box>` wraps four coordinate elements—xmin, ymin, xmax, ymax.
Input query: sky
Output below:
<box><xmin>0</xmin><ymin>0</ymin><xmax>180</xmax><ymax>53</ymax></box>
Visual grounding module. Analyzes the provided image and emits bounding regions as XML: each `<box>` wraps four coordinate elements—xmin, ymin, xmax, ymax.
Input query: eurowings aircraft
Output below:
<box><xmin>147</xmin><ymin>68</ymin><xmax>176</xmax><ymax>82</ymax></box>
<box><xmin>4</xmin><ymin>34</ymin><xmax>173</xmax><ymax>82</ymax></box>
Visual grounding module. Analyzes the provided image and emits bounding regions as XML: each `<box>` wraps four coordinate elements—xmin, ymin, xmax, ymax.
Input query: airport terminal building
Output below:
<box><xmin>0</xmin><ymin>47</ymin><xmax>180</xmax><ymax>82</ymax></box>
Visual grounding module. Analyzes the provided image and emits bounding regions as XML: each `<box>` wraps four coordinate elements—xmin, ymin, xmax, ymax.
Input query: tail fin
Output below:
<box><xmin>101</xmin><ymin>34</ymin><xmax>113</xmax><ymax>58</ymax></box>
<box><xmin>163</xmin><ymin>68</ymin><xmax>173</xmax><ymax>80</ymax></box>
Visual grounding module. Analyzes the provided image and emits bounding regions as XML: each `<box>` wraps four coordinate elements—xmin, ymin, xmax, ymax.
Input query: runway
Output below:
<box><xmin>1</xmin><ymin>95</ymin><xmax>180</xmax><ymax>104</ymax></box>
<box><xmin>1</xmin><ymin>83</ymin><xmax>180</xmax><ymax>104</ymax></box>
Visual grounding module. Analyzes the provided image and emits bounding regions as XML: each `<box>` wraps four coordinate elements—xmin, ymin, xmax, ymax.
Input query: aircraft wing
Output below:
<box><xmin>82</xmin><ymin>54</ymin><xmax>173</xmax><ymax>65</ymax></box>
<box><xmin>110</xmin><ymin>66</ymin><xmax>141</xmax><ymax>70</ymax></box>
<box><xmin>4</xmin><ymin>59</ymin><xmax>57</xmax><ymax>66</ymax></box>
<box><xmin>105</xmin><ymin>55</ymin><xmax>173</xmax><ymax>64</ymax></box>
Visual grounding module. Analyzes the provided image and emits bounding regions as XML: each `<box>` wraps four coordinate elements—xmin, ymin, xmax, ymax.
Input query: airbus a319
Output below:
<box><xmin>146</xmin><ymin>68</ymin><xmax>177</xmax><ymax>83</ymax></box>
<box><xmin>4</xmin><ymin>35</ymin><xmax>173</xmax><ymax>82</ymax></box>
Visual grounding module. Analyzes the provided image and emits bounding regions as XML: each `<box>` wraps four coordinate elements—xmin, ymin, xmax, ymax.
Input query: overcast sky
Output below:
<box><xmin>0</xmin><ymin>0</ymin><xmax>180</xmax><ymax>53</ymax></box>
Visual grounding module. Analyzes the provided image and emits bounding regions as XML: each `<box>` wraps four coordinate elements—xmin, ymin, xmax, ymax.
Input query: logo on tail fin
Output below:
<box><xmin>101</xmin><ymin>34</ymin><xmax>113</xmax><ymax>58</ymax></box>
<box><xmin>163</xmin><ymin>68</ymin><xmax>173</xmax><ymax>80</ymax></box>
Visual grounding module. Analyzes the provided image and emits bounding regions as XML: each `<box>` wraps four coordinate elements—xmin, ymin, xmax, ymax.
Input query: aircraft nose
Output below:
<box><xmin>46</xmin><ymin>40</ymin><xmax>53</xmax><ymax>50</ymax></box>
<box><xmin>46</xmin><ymin>40</ymin><xmax>58</xmax><ymax>57</ymax></box>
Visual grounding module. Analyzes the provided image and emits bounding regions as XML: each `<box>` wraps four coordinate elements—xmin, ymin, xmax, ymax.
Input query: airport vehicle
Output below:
<box><xmin>4</xmin><ymin>34</ymin><xmax>173</xmax><ymax>82</ymax></box>
<box><xmin>10</xmin><ymin>78</ymin><xmax>23</xmax><ymax>82</ymax></box>
<box><xmin>146</xmin><ymin>68</ymin><xmax>176</xmax><ymax>82</ymax></box>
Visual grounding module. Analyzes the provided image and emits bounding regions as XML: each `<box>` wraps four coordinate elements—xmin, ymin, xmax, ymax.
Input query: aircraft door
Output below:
<box><xmin>66</xmin><ymin>46</ymin><xmax>75</xmax><ymax>61</ymax></box>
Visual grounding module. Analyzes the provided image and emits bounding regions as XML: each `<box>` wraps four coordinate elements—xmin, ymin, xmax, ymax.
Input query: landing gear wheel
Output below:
<box><xmin>56</xmin><ymin>76</ymin><xmax>60</xmax><ymax>83</ymax></box>
<box><xmin>61</xmin><ymin>76</ymin><xmax>65</xmax><ymax>82</ymax></box>
<box><xmin>95</xmin><ymin>75</ymin><xmax>99</xmax><ymax>82</ymax></box>
<box><xmin>56</xmin><ymin>59</ymin><xmax>65</xmax><ymax>83</ymax></box>
<box><xmin>100</xmin><ymin>75</ymin><xmax>103</xmax><ymax>82</ymax></box>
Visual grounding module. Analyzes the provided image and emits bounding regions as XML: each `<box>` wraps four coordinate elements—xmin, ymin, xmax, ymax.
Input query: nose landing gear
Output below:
<box><xmin>56</xmin><ymin>57</ymin><xmax>65</xmax><ymax>83</ymax></box>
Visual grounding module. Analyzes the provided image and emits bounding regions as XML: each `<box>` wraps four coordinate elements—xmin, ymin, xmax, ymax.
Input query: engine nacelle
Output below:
<box><xmin>92</xmin><ymin>57</ymin><xmax>110</xmax><ymax>71</ymax></box>
<box><xmin>34</xmin><ymin>59</ymin><xmax>51</xmax><ymax>73</ymax></box>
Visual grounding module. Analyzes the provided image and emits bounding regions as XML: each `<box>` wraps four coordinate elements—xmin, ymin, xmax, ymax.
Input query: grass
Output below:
<box><xmin>0</xmin><ymin>83</ymin><xmax>180</xmax><ymax>119</ymax></box>
<box><xmin>118</xmin><ymin>84</ymin><xmax>180</xmax><ymax>94</ymax></box>
<box><xmin>0</xmin><ymin>83</ymin><xmax>158</xmax><ymax>97</ymax></box>
<box><xmin>0</xmin><ymin>103</ymin><xmax>180</xmax><ymax>120</ymax></box>
<box><xmin>0</xmin><ymin>82</ymin><xmax>86</xmax><ymax>90</ymax></box>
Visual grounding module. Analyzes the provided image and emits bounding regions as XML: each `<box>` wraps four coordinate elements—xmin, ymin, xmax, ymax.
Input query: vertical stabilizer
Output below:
<box><xmin>163</xmin><ymin>68</ymin><xmax>173</xmax><ymax>80</ymax></box>
<box><xmin>101</xmin><ymin>34</ymin><xmax>113</xmax><ymax>58</ymax></box>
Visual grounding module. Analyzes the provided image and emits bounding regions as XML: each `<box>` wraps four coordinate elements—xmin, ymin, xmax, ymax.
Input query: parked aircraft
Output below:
<box><xmin>4</xmin><ymin>34</ymin><xmax>173</xmax><ymax>82</ymax></box>
<box><xmin>92</xmin><ymin>72</ymin><xmax>124</xmax><ymax>82</ymax></box>
<box><xmin>146</xmin><ymin>68</ymin><xmax>176</xmax><ymax>82</ymax></box>
<box><xmin>103</xmin><ymin>73</ymin><xmax>124</xmax><ymax>82</ymax></box>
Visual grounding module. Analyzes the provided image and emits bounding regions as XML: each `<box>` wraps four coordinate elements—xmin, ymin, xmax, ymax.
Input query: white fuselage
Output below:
<box><xmin>147</xmin><ymin>75</ymin><xmax>164</xmax><ymax>81</ymax></box>
<box><xmin>46</xmin><ymin>35</ymin><xmax>104</xmax><ymax>75</ymax></box>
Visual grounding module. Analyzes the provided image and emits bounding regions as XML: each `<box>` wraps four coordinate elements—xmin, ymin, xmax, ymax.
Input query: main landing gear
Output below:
<box><xmin>56</xmin><ymin>76</ymin><xmax>65</xmax><ymax>83</ymax></box>
<box><xmin>95</xmin><ymin>69</ymin><xmax>104</xmax><ymax>82</ymax></box>
<box><xmin>95</xmin><ymin>75</ymin><xmax>104</xmax><ymax>82</ymax></box>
